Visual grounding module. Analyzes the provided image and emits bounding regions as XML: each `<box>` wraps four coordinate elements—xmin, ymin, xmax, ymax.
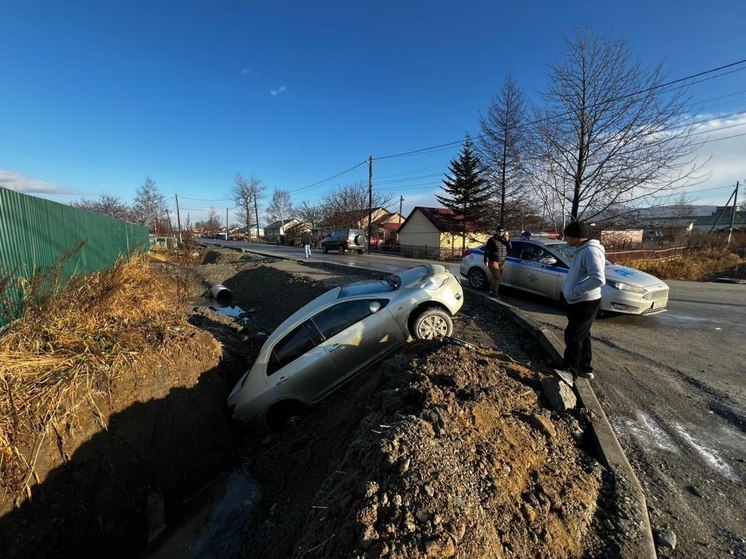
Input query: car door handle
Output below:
<box><xmin>328</xmin><ymin>343</ymin><xmax>342</xmax><ymax>352</ymax></box>
<box><xmin>275</xmin><ymin>375</ymin><xmax>289</xmax><ymax>385</ymax></box>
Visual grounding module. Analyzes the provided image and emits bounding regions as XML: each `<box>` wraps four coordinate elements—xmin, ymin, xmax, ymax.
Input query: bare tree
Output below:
<box><xmin>232</xmin><ymin>173</ymin><xmax>265</xmax><ymax>235</ymax></box>
<box><xmin>72</xmin><ymin>194</ymin><xmax>134</xmax><ymax>221</ymax></box>
<box><xmin>132</xmin><ymin>177</ymin><xmax>167</xmax><ymax>233</ymax></box>
<box><xmin>529</xmin><ymin>28</ymin><xmax>705</xmax><ymax>222</ymax></box>
<box><xmin>296</xmin><ymin>201</ymin><xmax>325</xmax><ymax>229</ymax></box>
<box><xmin>478</xmin><ymin>75</ymin><xmax>530</xmax><ymax>227</ymax></box>
<box><xmin>321</xmin><ymin>182</ymin><xmax>395</xmax><ymax>227</ymax></box>
<box><xmin>265</xmin><ymin>189</ymin><xmax>294</xmax><ymax>224</ymax></box>
<box><xmin>204</xmin><ymin>207</ymin><xmax>222</xmax><ymax>236</ymax></box>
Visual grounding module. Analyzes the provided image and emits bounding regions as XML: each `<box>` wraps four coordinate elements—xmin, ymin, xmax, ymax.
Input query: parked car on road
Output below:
<box><xmin>227</xmin><ymin>264</ymin><xmax>464</xmax><ymax>429</ymax></box>
<box><xmin>459</xmin><ymin>238</ymin><xmax>669</xmax><ymax>315</ymax></box>
<box><xmin>321</xmin><ymin>228</ymin><xmax>367</xmax><ymax>254</ymax></box>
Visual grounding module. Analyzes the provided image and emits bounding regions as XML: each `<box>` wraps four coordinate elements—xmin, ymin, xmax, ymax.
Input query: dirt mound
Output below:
<box><xmin>242</xmin><ymin>340</ymin><xmax>604</xmax><ymax>559</ymax></box>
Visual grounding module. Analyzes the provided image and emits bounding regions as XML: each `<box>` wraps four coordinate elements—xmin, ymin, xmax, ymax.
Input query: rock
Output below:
<box><xmin>541</xmin><ymin>378</ymin><xmax>577</xmax><ymax>411</ymax></box>
<box><xmin>525</xmin><ymin>413</ymin><xmax>557</xmax><ymax>440</ymax></box>
<box><xmin>655</xmin><ymin>526</ymin><xmax>678</xmax><ymax>550</ymax></box>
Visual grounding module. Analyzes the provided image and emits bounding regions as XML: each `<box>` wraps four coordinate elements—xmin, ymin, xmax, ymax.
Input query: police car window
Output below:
<box><xmin>507</xmin><ymin>242</ymin><xmax>522</xmax><ymax>258</ymax></box>
<box><xmin>268</xmin><ymin>324</ymin><xmax>316</xmax><ymax>376</ymax></box>
<box><xmin>312</xmin><ymin>299</ymin><xmax>388</xmax><ymax>340</ymax></box>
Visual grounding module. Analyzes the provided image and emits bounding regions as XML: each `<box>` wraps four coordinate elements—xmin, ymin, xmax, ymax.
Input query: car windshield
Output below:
<box><xmin>338</xmin><ymin>275</ymin><xmax>399</xmax><ymax>298</ymax></box>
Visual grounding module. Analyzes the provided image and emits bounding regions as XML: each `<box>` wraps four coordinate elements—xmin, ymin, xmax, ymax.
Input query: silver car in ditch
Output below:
<box><xmin>227</xmin><ymin>264</ymin><xmax>463</xmax><ymax>428</ymax></box>
<box><xmin>460</xmin><ymin>238</ymin><xmax>669</xmax><ymax>315</ymax></box>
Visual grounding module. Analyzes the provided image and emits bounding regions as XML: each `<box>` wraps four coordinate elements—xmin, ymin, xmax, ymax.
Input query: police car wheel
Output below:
<box><xmin>468</xmin><ymin>268</ymin><xmax>488</xmax><ymax>290</ymax></box>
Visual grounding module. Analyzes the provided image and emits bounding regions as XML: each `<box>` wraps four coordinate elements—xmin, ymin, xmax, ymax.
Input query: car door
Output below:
<box><xmin>268</xmin><ymin>322</ymin><xmax>341</xmax><ymax>404</ymax></box>
<box><xmin>310</xmin><ymin>298</ymin><xmax>404</xmax><ymax>387</ymax></box>
<box><xmin>514</xmin><ymin>243</ymin><xmax>564</xmax><ymax>298</ymax></box>
<box><xmin>499</xmin><ymin>241</ymin><xmax>523</xmax><ymax>287</ymax></box>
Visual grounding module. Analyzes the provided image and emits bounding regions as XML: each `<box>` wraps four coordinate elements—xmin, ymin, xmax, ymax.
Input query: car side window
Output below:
<box><xmin>312</xmin><ymin>299</ymin><xmax>388</xmax><ymax>340</ymax></box>
<box><xmin>507</xmin><ymin>242</ymin><xmax>522</xmax><ymax>258</ymax></box>
<box><xmin>267</xmin><ymin>323</ymin><xmax>316</xmax><ymax>376</ymax></box>
<box><xmin>521</xmin><ymin>245</ymin><xmax>547</xmax><ymax>262</ymax></box>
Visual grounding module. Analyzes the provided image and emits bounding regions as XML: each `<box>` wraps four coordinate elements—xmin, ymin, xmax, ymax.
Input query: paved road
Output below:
<box><xmin>203</xmin><ymin>239</ymin><xmax>746</xmax><ymax>556</ymax></box>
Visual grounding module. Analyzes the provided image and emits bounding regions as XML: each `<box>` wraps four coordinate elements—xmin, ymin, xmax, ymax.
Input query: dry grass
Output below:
<box><xmin>620</xmin><ymin>247</ymin><xmax>746</xmax><ymax>281</ymax></box>
<box><xmin>0</xmin><ymin>253</ymin><xmax>210</xmax><ymax>505</ymax></box>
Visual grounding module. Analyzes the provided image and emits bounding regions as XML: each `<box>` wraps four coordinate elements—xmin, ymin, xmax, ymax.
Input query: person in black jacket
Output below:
<box><xmin>483</xmin><ymin>225</ymin><xmax>512</xmax><ymax>297</ymax></box>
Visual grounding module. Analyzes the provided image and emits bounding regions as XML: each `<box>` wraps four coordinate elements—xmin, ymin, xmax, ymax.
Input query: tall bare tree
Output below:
<box><xmin>321</xmin><ymin>182</ymin><xmax>394</xmax><ymax>228</ymax></box>
<box><xmin>529</xmin><ymin>28</ymin><xmax>705</xmax><ymax>222</ymax></box>
<box><xmin>265</xmin><ymin>189</ymin><xmax>294</xmax><ymax>224</ymax></box>
<box><xmin>296</xmin><ymin>201</ymin><xmax>325</xmax><ymax>229</ymax></box>
<box><xmin>72</xmin><ymin>194</ymin><xmax>134</xmax><ymax>221</ymax></box>
<box><xmin>204</xmin><ymin>207</ymin><xmax>222</xmax><ymax>236</ymax></box>
<box><xmin>132</xmin><ymin>177</ymin><xmax>167</xmax><ymax>233</ymax></box>
<box><xmin>478</xmin><ymin>75</ymin><xmax>530</xmax><ymax>227</ymax></box>
<box><xmin>232</xmin><ymin>173</ymin><xmax>264</xmax><ymax>234</ymax></box>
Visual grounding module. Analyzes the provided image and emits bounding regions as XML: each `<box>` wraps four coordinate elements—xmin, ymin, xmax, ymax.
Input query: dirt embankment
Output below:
<box><xmin>1</xmin><ymin>247</ymin><xmax>628</xmax><ymax>558</ymax></box>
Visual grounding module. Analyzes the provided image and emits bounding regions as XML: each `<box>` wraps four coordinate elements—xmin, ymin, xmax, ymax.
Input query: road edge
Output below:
<box><xmin>480</xmin><ymin>296</ymin><xmax>657</xmax><ymax>559</ymax></box>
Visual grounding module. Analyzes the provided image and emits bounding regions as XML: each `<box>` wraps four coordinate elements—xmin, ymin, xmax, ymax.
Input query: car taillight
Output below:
<box><xmin>462</xmin><ymin>249</ymin><xmax>472</xmax><ymax>257</ymax></box>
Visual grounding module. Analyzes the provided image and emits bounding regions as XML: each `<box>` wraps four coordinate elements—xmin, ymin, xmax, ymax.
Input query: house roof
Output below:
<box><xmin>265</xmin><ymin>218</ymin><xmax>299</xmax><ymax>229</ymax></box>
<box><xmin>400</xmin><ymin>206</ymin><xmax>483</xmax><ymax>234</ymax></box>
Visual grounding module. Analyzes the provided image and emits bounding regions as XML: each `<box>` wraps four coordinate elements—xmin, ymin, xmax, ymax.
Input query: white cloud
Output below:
<box><xmin>0</xmin><ymin>170</ymin><xmax>72</xmax><ymax>195</ymax></box>
<box><xmin>240</xmin><ymin>68</ymin><xmax>252</xmax><ymax>76</ymax></box>
<box><xmin>270</xmin><ymin>85</ymin><xmax>287</xmax><ymax>97</ymax></box>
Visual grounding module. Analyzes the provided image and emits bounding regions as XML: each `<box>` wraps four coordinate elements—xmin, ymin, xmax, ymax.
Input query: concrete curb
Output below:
<box><xmin>479</xmin><ymin>295</ymin><xmax>657</xmax><ymax>559</ymax></box>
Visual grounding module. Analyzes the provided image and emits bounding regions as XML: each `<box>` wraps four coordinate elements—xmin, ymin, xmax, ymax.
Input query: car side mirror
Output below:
<box><xmin>369</xmin><ymin>301</ymin><xmax>381</xmax><ymax>314</ymax></box>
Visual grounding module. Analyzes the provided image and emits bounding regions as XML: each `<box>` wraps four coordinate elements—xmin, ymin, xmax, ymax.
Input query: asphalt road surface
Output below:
<box><xmin>203</xmin><ymin>239</ymin><xmax>746</xmax><ymax>557</ymax></box>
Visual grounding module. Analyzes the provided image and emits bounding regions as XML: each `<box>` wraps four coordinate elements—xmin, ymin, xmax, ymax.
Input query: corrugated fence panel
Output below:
<box><xmin>0</xmin><ymin>187</ymin><xmax>149</xmax><ymax>324</ymax></box>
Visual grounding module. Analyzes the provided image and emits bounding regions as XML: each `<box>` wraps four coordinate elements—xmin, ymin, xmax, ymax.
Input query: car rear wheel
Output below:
<box><xmin>357</xmin><ymin>249</ymin><xmax>364</xmax><ymax>254</ymax></box>
<box><xmin>322</xmin><ymin>245</ymin><xmax>329</xmax><ymax>254</ymax></box>
<box><xmin>467</xmin><ymin>267</ymin><xmax>488</xmax><ymax>290</ymax></box>
<box><xmin>266</xmin><ymin>401</ymin><xmax>308</xmax><ymax>432</ymax></box>
<box><xmin>338</xmin><ymin>244</ymin><xmax>346</xmax><ymax>254</ymax></box>
<box><xmin>411</xmin><ymin>308</ymin><xmax>453</xmax><ymax>340</ymax></box>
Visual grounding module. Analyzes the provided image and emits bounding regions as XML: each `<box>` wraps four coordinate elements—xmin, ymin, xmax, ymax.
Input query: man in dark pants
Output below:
<box><xmin>557</xmin><ymin>221</ymin><xmax>605</xmax><ymax>380</ymax></box>
<box><xmin>483</xmin><ymin>225</ymin><xmax>511</xmax><ymax>297</ymax></box>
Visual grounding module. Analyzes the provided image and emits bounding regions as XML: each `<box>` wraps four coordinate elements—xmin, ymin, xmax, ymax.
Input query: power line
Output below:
<box><xmin>373</xmin><ymin>59</ymin><xmax>746</xmax><ymax>162</ymax></box>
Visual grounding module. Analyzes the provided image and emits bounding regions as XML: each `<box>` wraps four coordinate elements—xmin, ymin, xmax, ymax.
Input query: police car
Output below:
<box><xmin>459</xmin><ymin>238</ymin><xmax>669</xmax><ymax>315</ymax></box>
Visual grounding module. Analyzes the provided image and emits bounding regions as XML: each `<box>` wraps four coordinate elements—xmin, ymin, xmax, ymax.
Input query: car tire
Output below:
<box><xmin>266</xmin><ymin>401</ymin><xmax>307</xmax><ymax>432</ymax></box>
<box><xmin>411</xmin><ymin>308</ymin><xmax>453</xmax><ymax>340</ymax></box>
<box><xmin>467</xmin><ymin>268</ymin><xmax>488</xmax><ymax>290</ymax></box>
<box><xmin>338</xmin><ymin>244</ymin><xmax>346</xmax><ymax>254</ymax></box>
<box><xmin>322</xmin><ymin>245</ymin><xmax>328</xmax><ymax>254</ymax></box>
<box><xmin>357</xmin><ymin>249</ymin><xmax>364</xmax><ymax>254</ymax></box>
<box><xmin>354</xmin><ymin>235</ymin><xmax>363</xmax><ymax>245</ymax></box>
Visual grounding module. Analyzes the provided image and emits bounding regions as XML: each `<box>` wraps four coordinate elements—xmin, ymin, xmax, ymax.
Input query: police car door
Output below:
<box><xmin>516</xmin><ymin>243</ymin><xmax>563</xmax><ymax>298</ymax></box>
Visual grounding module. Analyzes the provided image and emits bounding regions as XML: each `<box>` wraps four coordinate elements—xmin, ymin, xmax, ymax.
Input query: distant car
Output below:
<box><xmin>321</xmin><ymin>228</ymin><xmax>367</xmax><ymax>254</ymax></box>
<box><xmin>459</xmin><ymin>238</ymin><xmax>669</xmax><ymax>315</ymax></box>
<box><xmin>227</xmin><ymin>264</ymin><xmax>464</xmax><ymax>429</ymax></box>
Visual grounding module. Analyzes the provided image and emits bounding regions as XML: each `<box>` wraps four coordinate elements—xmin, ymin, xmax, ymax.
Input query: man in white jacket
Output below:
<box><xmin>559</xmin><ymin>221</ymin><xmax>605</xmax><ymax>380</ymax></box>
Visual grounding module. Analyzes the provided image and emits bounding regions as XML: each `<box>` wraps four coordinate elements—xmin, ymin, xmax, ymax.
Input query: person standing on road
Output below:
<box><xmin>558</xmin><ymin>221</ymin><xmax>606</xmax><ymax>380</ymax></box>
<box><xmin>301</xmin><ymin>229</ymin><xmax>313</xmax><ymax>259</ymax></box>
<box><xmin>483</xmin><ymin>225</ymin><xmax>512</xmax><ymax>297</ymax></box>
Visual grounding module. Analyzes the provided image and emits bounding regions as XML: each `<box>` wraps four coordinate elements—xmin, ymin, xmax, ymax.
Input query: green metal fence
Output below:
<box><xmin>0</xmin><ymin>187</ymin><xmax>150</xmax><ymax>324</ymax></box>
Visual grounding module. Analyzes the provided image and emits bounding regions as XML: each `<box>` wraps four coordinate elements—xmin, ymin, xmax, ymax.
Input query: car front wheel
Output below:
<box><xmin>467</xmin><ymin>267</ymin><xmax>488</xmax><ymax>290</ymax></box>
<box><xmin>412</xmin><ymin>308</ymin><xmax>453</xmax><ymax>340</ymax></box>
<box><xmin>322</xmin><ymin>245</ymin><xmax>329</xmax><ymax>254</ymax></box>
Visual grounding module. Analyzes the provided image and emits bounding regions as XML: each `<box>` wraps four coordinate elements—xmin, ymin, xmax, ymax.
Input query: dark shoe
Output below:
<box><xmin>576</xmin><ymin>370</ymin><xmax>594</xmax><ymax>379</ymax></box>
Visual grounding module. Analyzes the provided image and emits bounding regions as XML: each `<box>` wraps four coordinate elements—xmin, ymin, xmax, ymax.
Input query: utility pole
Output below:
<box><xmin>254</xmin><ymin>194</ymin><xmax>260</xmax><ymax>241</ymax></box>
<box><xmin>728</xmin><ymin>181</ymin><xmax>739</xmax><ymax>245</ymax></box>
<box><xmin>367</xmin><ymin>156</ymin><xmax>373</xmax><ymax>254</ymax></box>
<box><xmin>226</xmin><ymin>208</ymin><xmax>229</xmax><ymax>240</ymax></box>
<box><xmin>175</xmin><ymin>194</ymin><xmax>183</xmax><ymax>244</ymax></box>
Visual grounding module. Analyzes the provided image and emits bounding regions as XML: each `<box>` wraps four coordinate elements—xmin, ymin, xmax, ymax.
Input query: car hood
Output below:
<box><xmin>605</xmin><ymin>263</ymin><xmax>667</xmax><ymax>288</ymax></box>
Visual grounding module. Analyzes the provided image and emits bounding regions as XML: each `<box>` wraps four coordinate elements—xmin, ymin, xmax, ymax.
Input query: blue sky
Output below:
<box><xmin>1</xmin><ymin>1</ymin><xmax>745</xmax><ymax>225</ymax></box>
